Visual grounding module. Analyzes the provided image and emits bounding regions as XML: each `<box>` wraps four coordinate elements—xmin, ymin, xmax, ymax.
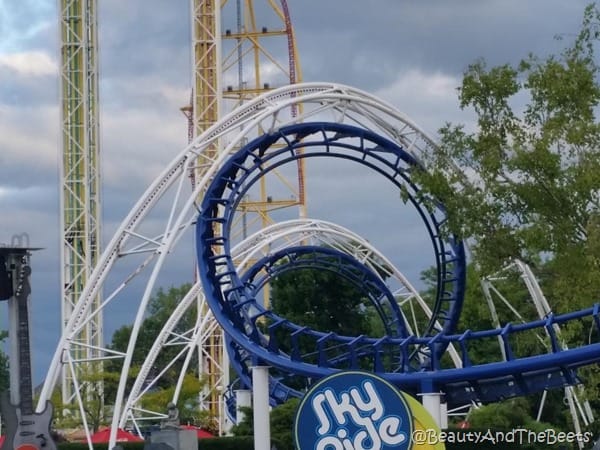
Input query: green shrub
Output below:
<box><xmin>198</xmin><ymin>435</ymin><xmax>285</xmax><ymax>449</ymax></box>
<box><xmin>198</xmin><ymin>436</ymin><xmax>253</xmax><ymax>449</ymax></box>
<box><xmin>56</xmin><ymin>437</ymin><xmax>286</xmax><ymax>450</ymax></box>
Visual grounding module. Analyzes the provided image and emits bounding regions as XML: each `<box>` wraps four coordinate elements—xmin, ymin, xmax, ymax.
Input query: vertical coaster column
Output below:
<box><xmin>252</xmin><ymin>366</ymin><xmax>270</xmax><ymax>450</ymax></box>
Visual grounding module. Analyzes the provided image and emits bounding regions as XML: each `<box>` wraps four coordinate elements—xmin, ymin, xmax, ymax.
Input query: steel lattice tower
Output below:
<box><xmin>189</xmin><ymin>0</ymin><xmax>225</xmax><ymax>433</ymax></box>
<box><xmin>59</xmin><ymin>0</ymin><xmax>103</xmax><ymax>405</ymax></box>
<box><xmin>221</xmin><ymin>0</ymin><xmax>305</xmax><ymax>223</ymax></box>
<box><xmin>189</xmin><ymin>0</ymin><xmax>303</xmax><ymax>432</ymax></box>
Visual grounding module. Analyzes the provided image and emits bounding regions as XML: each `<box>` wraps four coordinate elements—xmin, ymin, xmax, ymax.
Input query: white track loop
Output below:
<box><xmin>38</xmin><ymin>82</ymin><xmax>441</xmax><ymax>448</ymax></box>
<box><xmin>120</xmin><ymin>218</ymin><xmax>464</xmax><ymax>430</ymax></box>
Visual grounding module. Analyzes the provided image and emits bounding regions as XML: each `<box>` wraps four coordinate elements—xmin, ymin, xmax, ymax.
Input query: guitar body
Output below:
<box><xmin>12</xmin><ymin>401</ymin><xmax>56</xmax><ymax>450</ymax></box>
<box><xmin>0</xmin><ymin>391</ymin><xmax>18</xmax><ymax>450</ymax></box>
<box><xmin>1</xmin><ymin>395</ymin><xmax>56</xmax><ymax>450</ymax></box>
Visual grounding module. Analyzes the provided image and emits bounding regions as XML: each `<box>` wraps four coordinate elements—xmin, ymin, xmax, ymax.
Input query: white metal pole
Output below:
<box><xmin>440</xmin><ymin>398</ymin><xmax>448</xmax><ymax>429</ymax></box>
<box><xmin>252</xmin><ymin>366</ymin><xmax>270</xmax><ymax>450</ymax></box>
<box><xmin>236</xmin><ymin>389</ymin><xmax>252</xmax><ymax>425</ymax></box>
<box><xmin>420</xmin><ymin>392</ymin><xmax>443</xmax><ymax>428</ymax></box>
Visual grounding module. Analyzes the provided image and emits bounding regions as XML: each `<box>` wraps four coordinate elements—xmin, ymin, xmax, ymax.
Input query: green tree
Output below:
<box><xmin>416</xmin><ymin>4</ymin><xmax>600</xmax><ymax>440</ymax></box>
<box><xmin>418</xmin><ymin>1</ymin><xmax>600</xmax><ymax>341</ymax></box>
<box><xmin>270</xmin><ymin>266</ymin><xmax>372</xmax><ymax>336</ymax></box>
<box><xmin>108</xmin><ymin>284</ymin><xmax>198</xmax><ymax>389</ymax></box>
<box><xmin>268</xmin><ymin>262</ymin><xmax>388</xmax><ymax>379</ymax></box>
<box><xmin>269</xmin><ymin>397</ymin><xmax>299</xmax><ymax>450</ymax></box>
<box><xmin>230</xmin><ymin>406</ymin><xmax>253</xmax><ymax>437</ymax></box>
<box><xmin>139</xmin><ymin>373</ymin><xmax>209</xmax><ymax>426</ymax></box>
<box><xmin>466</xmin><ymin>398</ymin><xmax>561</xmax><ymax>449</ymax></box>
<box><xmin>105</xmin><ymin>284</ymin><xmax>212</xmax><ymax>427</ymax></box>
<box><xmin>231</xmin><ymin>398</ymin><xmax>299</xmax><ymax>450</ymax></box>
<box><xmin>414</xmin><ymin>2</ymin><xmax>600</xmax><ymax>436</ymax></box>
<box><xmin>109</xmin><ymin>284</ymin><xmax>195</xmax><ymax>362</ymax></box>
<box><xmin>416</xmin><ymin>4</ymin><xmax>600</xmax><ymax>313</ymax></box>
<box><xmin>50</xmin><ymin>365</ymin><xmax>121</xmax><ymax>433</ymax></box>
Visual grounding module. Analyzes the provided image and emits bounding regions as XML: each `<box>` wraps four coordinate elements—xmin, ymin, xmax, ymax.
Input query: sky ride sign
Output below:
<box><xmin>294</xmin><ymin>371</ymin><xmax>444</xmax><ymax>450</ymax></box>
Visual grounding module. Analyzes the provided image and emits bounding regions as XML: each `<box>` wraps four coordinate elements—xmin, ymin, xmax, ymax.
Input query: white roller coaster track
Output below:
<box><xmin>119</xmin><ymin>218</ymin><xmax>464</xmax><ymax>432</ymax></box>
<box><xmin>38</xmin><ymin>82</ymin><xmax>442</xmax><ymax>448</ymax></box>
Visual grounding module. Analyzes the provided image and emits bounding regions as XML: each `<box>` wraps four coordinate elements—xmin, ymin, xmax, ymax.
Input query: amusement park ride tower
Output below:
<box><xmin>185</xmin><ymin>0</ymin><xmax>304</xmax><ymax>217</ymax></box>
<box><xmin>185</xmin><ymin>0</ymin><xmax>304</xmax><ymax>430</ymax></box>
<box><xmin>58</xmin><ymin>0</ymin><xmax>102</xmax><ymax>406</ymax></box>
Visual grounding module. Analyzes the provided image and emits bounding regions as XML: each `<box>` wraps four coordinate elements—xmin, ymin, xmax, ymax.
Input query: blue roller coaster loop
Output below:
<box><xmin>197</xmin><ymin>121</ymin><xmax>466</xmax><ymax>346</ymax></box>
<box><xmin>197</xmin><ymin>120</ymin><xmax>600</xmax><ymax>407</ymax></box>
<box><xmin>239</xmin><ymin>245</ymin><xmax>408</xmax><ymax>340</ymax></box>
<box><xmin>224</xmin><ymin>245</ymin><xmax>410</xmax><ymax>414</ymax></box>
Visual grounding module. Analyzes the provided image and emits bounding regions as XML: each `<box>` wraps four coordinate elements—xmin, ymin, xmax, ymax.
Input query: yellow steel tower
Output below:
<box><xmin>189</xmin><ymin>0</ymin><xmax>225</xmax><ymax>433</ymax></box>
<box><xmin>221</xmin><ymin>0</ymin><xmax>306</xmax><ymax>226</ymax></box>
<box><xmin>59</xmin><ymin>0</ymin><xmax>102</xmax><ymax>405</ymax></box>
<box><xmin>189</xmin><ymin>0</ymin><xmax>303</xmax><ymax>432</ymax></box>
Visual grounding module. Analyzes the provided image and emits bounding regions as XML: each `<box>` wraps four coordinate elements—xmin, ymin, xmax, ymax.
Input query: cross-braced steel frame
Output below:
<box><xmin>40</xmin><ymin>83</ymin><xmax>458</xmax><ymax>448</ymax></box>
<box><xmin>59</xmin><ymin>0</ymin><xmax>103</xmax><ymax>408</ymax></box>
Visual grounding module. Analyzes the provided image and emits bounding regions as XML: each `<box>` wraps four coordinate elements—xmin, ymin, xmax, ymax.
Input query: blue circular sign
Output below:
<box><xmin>294</xmin><ymin>371</ymin><xmax>413</xmax><ymax>450</ymax></box>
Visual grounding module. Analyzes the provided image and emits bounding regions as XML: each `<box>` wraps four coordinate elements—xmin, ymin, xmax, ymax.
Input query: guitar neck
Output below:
<box><xmin>15</xmin><ymin>255</ymin><xmax>34</xmax><ymax>415</ymax></box>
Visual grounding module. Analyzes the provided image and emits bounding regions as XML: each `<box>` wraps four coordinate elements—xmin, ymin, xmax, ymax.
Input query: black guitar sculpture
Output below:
<box><xmin>0</xmin><ymin>253</ymin><xmax>56</xmax><ymax>450</ymax></box>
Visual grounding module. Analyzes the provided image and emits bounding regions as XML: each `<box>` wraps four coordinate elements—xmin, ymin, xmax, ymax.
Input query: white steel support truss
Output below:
<box><xmin>118</xmin><ymin>218</ymin><xmax>464</xmax><ymax>432</ymax></box>
<box><xmin>481</xmin><ymin>259</ymin><xmax>594</xmax><ymax>449</ymax></box>
<box><xmin>59</xmin><ymin>0</ymin><xmax>103</xmax><ymax>407</ymax></box>
<box><xmin>39</xmin><ymin>83</ymin><xmax>440</xmax><ymax>449</ymax></box>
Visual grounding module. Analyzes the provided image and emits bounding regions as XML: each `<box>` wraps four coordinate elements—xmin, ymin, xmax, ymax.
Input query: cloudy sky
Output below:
<box><xmin>0</xmin><ymin>0</ymin><xmax>594</xmax><ymax>382</ymax></box>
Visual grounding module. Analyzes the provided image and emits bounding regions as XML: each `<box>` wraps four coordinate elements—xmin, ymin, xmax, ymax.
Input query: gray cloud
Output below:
<box><xmin>0</xmin><ymin>0</ymin><xmax>54</xmax><ymax>52</ymax></box>
<box><xmin>97</xmin><ymin>0</ymin><xmax>190</xmax><ymax>82</ymax></box>
<box><xmin>292</xmin><ymin>0</ymin><xmax>589</xmax><ymax>90</ymax></box>
<box><xmin>0</xmin><ymin>38</ymin><xmax>58</xmax><ymax>107</ymax></box>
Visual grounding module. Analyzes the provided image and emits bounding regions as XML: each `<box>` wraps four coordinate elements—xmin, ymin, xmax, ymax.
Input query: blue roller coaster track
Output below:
<box><xmin>42</xmin><ymin>82</ymin><xmax>600</xmax><ymax>447</ymax></box>
<box><xmin>196</xmin><ymin>118</ymin><xmax>600</xmax><ymax>412</ymax></box>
